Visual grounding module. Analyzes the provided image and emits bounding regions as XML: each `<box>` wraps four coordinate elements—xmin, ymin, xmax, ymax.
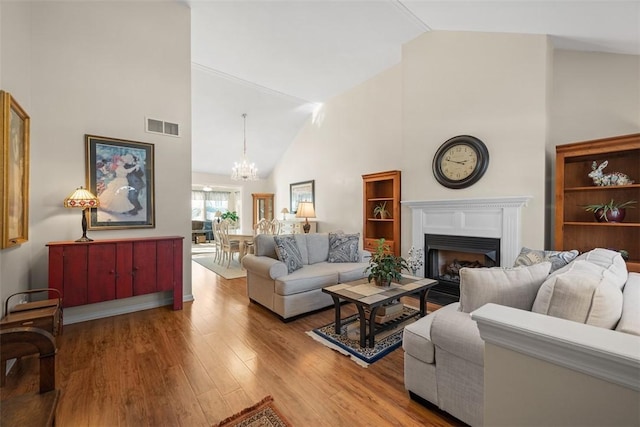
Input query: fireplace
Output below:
<box><xmin>402</xmin><ymin>196</ymin><xmax>531</xmax><ymax>305</ymax></box>
<box><xmin>425</xmin><ymin>234</ymin><xmax>501</xmax><ymax>305</ymax></box>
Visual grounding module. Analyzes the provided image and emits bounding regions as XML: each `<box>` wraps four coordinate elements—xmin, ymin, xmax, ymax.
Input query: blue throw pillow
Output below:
<box><xmin>273</xmin><ymin>235</ymin><xmax>303</xmax><ymax>273</ymax></box>
<box><xmin>328</xmin><ymin>232</ymin><xmax>360</xmax><ymax>263</ymax></box>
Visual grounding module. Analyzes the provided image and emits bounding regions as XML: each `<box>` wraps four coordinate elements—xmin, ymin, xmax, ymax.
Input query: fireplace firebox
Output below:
<box><xmin>425</xmin><ymin>234</ymin><xmax>500</xmax><ymax>305</ymax></box>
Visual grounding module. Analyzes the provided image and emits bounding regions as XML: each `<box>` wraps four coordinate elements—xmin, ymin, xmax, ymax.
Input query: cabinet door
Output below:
<box><xmin>116</xmin><ymin>242</ymin><xmax>133</xmax><ymax>299</ymax></box>
<box><xmin>133</xmin><ymin>241</ymin><xmax>157</xmax><ymax>295</ymax></box>
<box><xmin>62</xmin><ymin>245</ymin><xmax>88</xmax><ymax>307</ymax></box>
<box><xmin>87</xmin><ymin>244</ymin><xmax>116</xmax><ymax>304</ymax></box>
<box><xmin>156</xmin><ymin>240</ymin><xmax>174</xmax><ymax>292</ymax></box>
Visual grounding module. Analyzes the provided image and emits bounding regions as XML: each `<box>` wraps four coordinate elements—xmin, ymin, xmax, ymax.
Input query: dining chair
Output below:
<box><xmin>219</xmin><ymin>219</ymin><xmax>241</xmax><ymax>268</ymax></box>
<box><xmin>212</xmin><ymin>221</ymin><xmax>223</xmax><ymax>264</ymax></box>
<box><xmin>1</xmin><ymin>327</ymin><xmax>59</xmax><ymax>427</ymax></box>
<box><xmin>270</xmin><ymin>218</ymin><xmax>281</xmax><ymax>235</ymax></box>
<box><xmin>245</xmin><ymin>219</ymin><xmax>275</xmax><ymax>255</ymax></box>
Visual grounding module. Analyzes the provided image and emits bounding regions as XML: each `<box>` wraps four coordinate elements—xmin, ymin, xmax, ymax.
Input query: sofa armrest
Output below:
<box><xmin>241</xmin><ymin>254</ymin><xmax>288</xmax><ymax>280</ymax></box>
<box><xmin>472</xmin><ymin>303</ymin><xmax>640</xmax><ymax>391</ymax></box>
<box><xmin>430</xmin><ymin>302</ymin><xmax>484</xmax><ymax>366</ymax></box>
<box><xmin>359</xmin><ymin>250</ymin><xmax>371</xmax><ymax>263</ymax></box>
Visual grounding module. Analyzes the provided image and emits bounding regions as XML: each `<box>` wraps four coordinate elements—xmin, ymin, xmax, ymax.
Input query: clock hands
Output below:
<box><xmin>445</xmin><ymin>159</ymin><xmax>468</xmax><ymax>165</ymax></box>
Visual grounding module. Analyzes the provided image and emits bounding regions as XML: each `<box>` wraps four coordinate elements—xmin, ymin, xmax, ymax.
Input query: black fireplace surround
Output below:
<box><xmin>424</xmin><ymin>234</ymin><xmax>500</xmax><ymax>305</ymax></box>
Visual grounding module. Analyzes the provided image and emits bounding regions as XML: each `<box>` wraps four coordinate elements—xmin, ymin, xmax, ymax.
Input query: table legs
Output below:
<box><xmin>331</xmin><ymin>296</ymin><xmax>341</xmax><ymax>334</ymax></box>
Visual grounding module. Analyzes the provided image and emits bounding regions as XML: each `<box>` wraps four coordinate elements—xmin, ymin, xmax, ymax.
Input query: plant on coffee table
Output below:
<box><xmin>364</xmin><ymin>238</ymin><xmax>408</xmax><ymax>287</ymax></box>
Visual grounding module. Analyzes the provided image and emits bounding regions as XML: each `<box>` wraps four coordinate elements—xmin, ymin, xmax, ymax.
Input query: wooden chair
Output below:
<box><xmin>219</xmin><ymin>219</ymin><xmax>241</xmax><ymax>268</ymax></box>
<box><xmin>245</xmin><ymin>219</ymin><xmax>277</xmax><ymax>255</ymax></box>
<box><xmin>270</xmin><ymin>218</ymin><xmax>281</xmax><ymax>235</ymax></box>
<box><xmin>1</xmin><ymin>327</ymin><xmax>59</xmax><ymax>427</ymax></box>
<box><xmin>212</xmin><ymin>221</ymin><xmax>223</xmax><ymax>264</ymax></box>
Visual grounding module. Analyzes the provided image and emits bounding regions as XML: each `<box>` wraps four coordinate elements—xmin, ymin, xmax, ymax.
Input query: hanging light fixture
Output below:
<box><xmin>231</xmin><ymin>113</ymin><xmax>258</xmax><ymax>181</ymax></box>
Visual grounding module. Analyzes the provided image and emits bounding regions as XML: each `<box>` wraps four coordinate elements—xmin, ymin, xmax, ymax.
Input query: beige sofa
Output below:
<box><xmin>241</xmin><ymin>233</ymin><xmax>371</xmax><ymax>321</ymax></box>
<box><xmin>402</xmin><ymin>248</ymin><xmax>640</xmax><ymax>426</ymax></box>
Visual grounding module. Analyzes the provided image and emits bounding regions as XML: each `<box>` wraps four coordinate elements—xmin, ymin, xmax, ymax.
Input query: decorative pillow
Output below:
<box><xmin>273</xmin><ymin>235</ymin><xmax>303</xmax><ymax>273</ymax></box>
<box><xmin>513</xmin><ymin>247</ymin><xmax>579</xmax><ymax>273</ymax></box>
<box><xmin>572</xmin><ymin>248</ymin><xmax>628</xmax><ymax>288</ymax></box>
<box><xmin>327</xmin><ymin>232</ymin><xmax>360</xmax><ymax>263</ymax></box>
<box><xmin>459</xmin><ymin>262</ymin><xmax>552</xmax><ymax>313</ymax></box>
<box><xmin>532</xmin><ymin>259</ymin><xmax>624</xmax><ymax>329</ymax></box>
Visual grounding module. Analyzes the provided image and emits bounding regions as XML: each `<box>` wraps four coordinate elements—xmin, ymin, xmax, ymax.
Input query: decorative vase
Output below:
<box><xmin>594</xmin><ymin>208</ymin><xmax>626</xmax><ymax>223</ymax></box>
<box><xmin>374</xmin><ymin>277</ymin><xmax>391</xmax><ymax>287</ymax></box>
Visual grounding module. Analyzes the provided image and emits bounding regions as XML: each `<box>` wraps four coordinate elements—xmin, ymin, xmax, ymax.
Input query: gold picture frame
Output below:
<box><xmin>1</xmin><ymin>91</ymin><xmax>30</xmax><ymax>249</ymax></box>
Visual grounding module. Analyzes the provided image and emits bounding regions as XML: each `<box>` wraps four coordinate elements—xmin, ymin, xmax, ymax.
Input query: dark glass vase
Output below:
<box><xmin>594</xmin><ymin>208</ymin><xmax>626</xmax><ymax>223</ymax></box>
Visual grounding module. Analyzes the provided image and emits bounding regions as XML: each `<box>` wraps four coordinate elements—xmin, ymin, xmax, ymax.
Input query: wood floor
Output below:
<box><xmin>1</xmin><ymin>261</ymin><xmax>461</xmax><ymax>426</ymax></box>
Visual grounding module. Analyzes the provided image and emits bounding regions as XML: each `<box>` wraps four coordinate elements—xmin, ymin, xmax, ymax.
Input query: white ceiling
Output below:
<box><xmin>189</xmin><ymin>0</ymin><xmax>640</xmax><ymax>180</ymax></box>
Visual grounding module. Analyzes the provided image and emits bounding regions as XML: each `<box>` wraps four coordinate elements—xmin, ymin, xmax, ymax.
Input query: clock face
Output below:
<box><xmin>439</xmin><ymin>144</ymin><xmax>479</xmax><ymax>181</ymax></box>
<box><xmin>433</xmin><ymin>135</ymin><xmax>489</xmax><ymax>189</ymax></box>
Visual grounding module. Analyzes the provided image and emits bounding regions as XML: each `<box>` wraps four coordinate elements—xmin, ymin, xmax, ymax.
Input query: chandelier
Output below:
<box><xmin>231</xmin><ymin>113</ymin><xmax>258</xmax><ymax>181</ymax></box>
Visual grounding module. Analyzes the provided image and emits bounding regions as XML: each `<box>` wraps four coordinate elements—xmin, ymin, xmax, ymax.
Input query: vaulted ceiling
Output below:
<box><xmin>189</xmin><ymin>1</ymin><xmax>640</xmax><ymax>180</ymax></box>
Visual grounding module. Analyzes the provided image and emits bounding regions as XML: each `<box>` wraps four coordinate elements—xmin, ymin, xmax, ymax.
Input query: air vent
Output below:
<box><xmin>146</xmin><ymin>117</ymin><xmax>181</xmax><ymax>137</ymax></box>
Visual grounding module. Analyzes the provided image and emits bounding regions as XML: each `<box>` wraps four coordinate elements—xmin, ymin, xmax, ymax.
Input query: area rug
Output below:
<box><xmin>191</xmin><ymin>243</ymin><xmax>217</xmax><ymax>254</ymax></box>
<box><xmin>213</xmin><ymin>395</ymin><xmax>292</xmax><ymax>427</ymax></box>
<box><xmin>306</xmin><ymin>307</ymin><xmax>418</xmax><ymax>367</ymax></box>
<box><xmin>192</xmin><ymin>254</ymin><xmax>247</xmax><ymax>279</ymax></box>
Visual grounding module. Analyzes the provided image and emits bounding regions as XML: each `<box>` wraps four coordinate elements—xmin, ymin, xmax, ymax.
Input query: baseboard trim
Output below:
<box><xmin>63</xmin><ymin>294</ymin><xmax>194</xmax><ymax>325</ymax></box>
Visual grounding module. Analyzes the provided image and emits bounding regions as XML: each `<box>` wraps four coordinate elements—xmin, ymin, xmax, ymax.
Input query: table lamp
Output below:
<box><xmin>295</xmin><ymin>202</ymin><xmax>316</xmax><ymax>233</ymax></box>
<box><xmin>63</xmin><ymin>186</ymin><xmax>100</xmax><ymax>242</ymax></box>
<box><xmin>280</xmin><ymin>207</ymin><xmax>289</xmax><ymax>220</ymax></box>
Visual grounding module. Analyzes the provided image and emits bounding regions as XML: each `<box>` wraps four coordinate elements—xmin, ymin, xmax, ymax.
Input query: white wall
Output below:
<box><xmin>272</xmin><ymin>31</ymin><xmax>550</xmax><ymax>255</ymax></box>
<box><xmin>546</xmin><ymin>50</ymin><xmax>640</xmax><ymax>246</ymax></box>
<box><xmin>0</xmin><ymin>1</ymin><xmax>32</xmax><ymax>312</ymax></box>
<box><xmin>0</xmin><ymin>2</ymin><xmax>192</xmax><ymax>318</ymax></box>
<box><xmin>270</xmin><ymin>31</ymin><xmax>639</xmax><ymax>258</ymax></box>
<box><xmin>272</xmin><ymin>64</ymin><xmax>404</xmax><ymax>235</ymax></box>
<box><xmin>401</xmin><ymin>31</ymin><xmax>550</xmax><ymax>252</ymax></box>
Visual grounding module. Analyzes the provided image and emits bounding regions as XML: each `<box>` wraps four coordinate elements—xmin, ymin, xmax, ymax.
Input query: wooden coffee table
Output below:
<box><xmin>322</xmin><ymin>276</ymin><xmax>438</xmax><ymax>348</ymax></box>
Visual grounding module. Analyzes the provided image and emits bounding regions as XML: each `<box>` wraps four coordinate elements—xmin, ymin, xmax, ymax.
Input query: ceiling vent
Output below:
<box><xmin>146</xmin><ymin>117</ymin><xmax>180</xmax><ymax>137</ymax></box>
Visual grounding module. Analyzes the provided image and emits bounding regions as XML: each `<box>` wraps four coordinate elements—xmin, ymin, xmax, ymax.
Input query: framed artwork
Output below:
<box><xmin>290</xmin><ymin>180</ymin><xmax>314</xmax><ymax>214</ymax></box>
<box><xmin>86</xmin><ymin>134</ymin><xmax>155</xmax><ymax>229</ymax></box>
<box><xmin>1</xmin><ymin>91</ymin><xmax>30</xmax><ymax>249</ymax></box>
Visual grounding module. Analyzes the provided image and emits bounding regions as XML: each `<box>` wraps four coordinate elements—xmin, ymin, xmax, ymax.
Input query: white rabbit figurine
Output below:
<box><xmin>588</xmin><ymin>161</ymin><xmax>634</xmax><ymax>186</ymax></box>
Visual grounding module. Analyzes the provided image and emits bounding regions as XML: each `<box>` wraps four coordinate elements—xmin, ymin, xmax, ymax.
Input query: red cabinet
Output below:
<box><xmin>47</xmin><ymin>236</ymin><xmax>183</xmax><ymax>310</ymax></box>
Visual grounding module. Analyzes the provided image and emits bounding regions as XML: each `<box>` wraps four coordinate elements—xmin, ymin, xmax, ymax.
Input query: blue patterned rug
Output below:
<box><xmin>307</xmin><ymin>307</ymin><xmax>418</xmax><ymax>367</ymax></box>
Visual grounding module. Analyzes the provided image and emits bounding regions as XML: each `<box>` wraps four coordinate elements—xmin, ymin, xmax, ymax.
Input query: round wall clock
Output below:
<box><xmin>432</xmin><ymin>135</ymin><xmax>489</xmax><ymax>189</ymax></box>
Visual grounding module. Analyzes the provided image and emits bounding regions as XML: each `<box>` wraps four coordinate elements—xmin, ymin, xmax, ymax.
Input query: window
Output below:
<box><xmin>191</xmin><ymin>190</ymin><xmax>231</xmax><ymax>221</ymax></box>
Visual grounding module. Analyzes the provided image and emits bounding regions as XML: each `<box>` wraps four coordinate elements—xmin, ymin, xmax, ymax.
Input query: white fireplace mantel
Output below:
<box><xmin>402</xmin><ymin>196</ymin><xmax>532</xmax><ymax>275</ymax></box>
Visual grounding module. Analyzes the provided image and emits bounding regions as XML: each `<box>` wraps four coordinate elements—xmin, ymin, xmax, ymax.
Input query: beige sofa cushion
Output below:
<box><xmin>616</xmin><ymin>272</ymin><xmax>640</xmax><ymax>336</ymax></box>
<box><xmin>459</xmin><ymin>262</ymin><xmax>551</xmax><ymax>313</ymax></box>
<box><xmin>573</xmin><ymin>248</ymin><xmax>628</xmax><ymax>288</ymax></box>
<box><xmin>532</xmin><ymin>250</ymin><xmax>626</xmax><ymax>329</ymax></box>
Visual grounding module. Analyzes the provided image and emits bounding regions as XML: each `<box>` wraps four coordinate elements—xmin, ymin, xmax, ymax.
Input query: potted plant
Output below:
<box><xmin>221</xmin><ymin>211</ymin><xmax>239</xmax><ymax>226</ymax></box>
<box><xmin>364</xmin><ymin>238</ymin><xmax>408</xmax><ymax>287</ymax></box>
<box><xmin>373</xmin><ymin>201</ymin><xmax>390</xmax><ymax>219</ymax></box>
<box><xmin>584</xmin><ymin>199</ymin><xmax>636</xmax><ymax>223</ymax></box>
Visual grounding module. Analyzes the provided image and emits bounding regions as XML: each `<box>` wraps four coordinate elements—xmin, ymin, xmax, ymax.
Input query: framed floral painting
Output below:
<box><xmin>1</xmin><ymin>91</ymin><xmax>30</xmax><ymax>249</ymax></box>
<box><xmin>86</xmin><ymin>134</ymin><xmax>155</xmax><ymax>229</ymax></box>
